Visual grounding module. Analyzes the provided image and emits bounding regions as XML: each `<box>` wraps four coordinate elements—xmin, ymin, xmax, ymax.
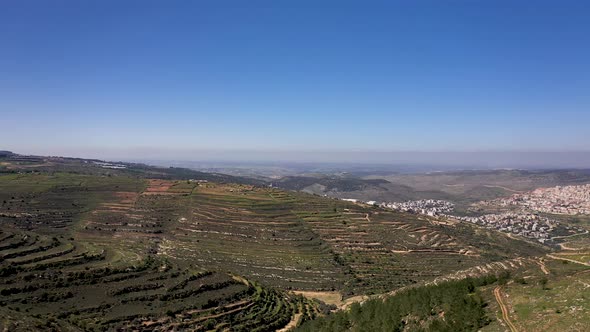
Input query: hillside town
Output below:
<box><xmin>479</xmin><ymin>184</ymin><xmax>590</xmax><ymax>215</ymax></box>
<box><xmin>454</xmin><ymin>213</ymin><xmax>553</xmax><ymax>243</ymax></box>
<box><xmin>379</xmin><ymin>199</ymin><xmax>455</xmax><ymax>216</ymax></box>
<box><xmin>340</xmin><ymin>197</ymin><xmax>587</xmax><ymax>244</ymax></box>
<box><xmin>93</xmin><ymin>161</ymin><xmax>127</xmax><ymax>169</ymax></box>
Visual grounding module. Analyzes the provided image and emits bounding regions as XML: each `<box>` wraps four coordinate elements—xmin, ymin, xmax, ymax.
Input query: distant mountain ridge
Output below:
<box><xmin>0</xmin><ymin>150</ymin><xmax>264</xmax><ymax>185</ymax></box>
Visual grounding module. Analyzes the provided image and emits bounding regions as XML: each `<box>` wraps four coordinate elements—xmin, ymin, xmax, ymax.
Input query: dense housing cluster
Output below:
<box><xmin>380</xmin><ymin>199</ymin><xmax>455</xmax><ymax>216</ymax></box>
<box><xmin>454</xmin><ymin>213</ymin><xmax>557</xmax><ymax>243</ymax></box>
<box><xmin>483</xmin><ymin>184</ymin><xmax>590</xmax><ymax>215</ymax></box>
<box><xmin>342</xmin><ymin>197</ymin><xmax>588</xmax><ymax>245</ymax></box>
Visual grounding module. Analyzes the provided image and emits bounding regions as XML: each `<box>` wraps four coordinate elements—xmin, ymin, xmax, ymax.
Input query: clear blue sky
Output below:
<box><xmin>1</xmin><ymin>1</ymin><xmax>589</xmax><ymax>162</ymax></box>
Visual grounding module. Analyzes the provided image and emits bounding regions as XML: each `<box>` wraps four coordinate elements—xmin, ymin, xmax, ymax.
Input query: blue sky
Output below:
<box><xmin>1</xmin><ymin>1</ymin><xmax>589</xmax><ymax>162</ymax></box>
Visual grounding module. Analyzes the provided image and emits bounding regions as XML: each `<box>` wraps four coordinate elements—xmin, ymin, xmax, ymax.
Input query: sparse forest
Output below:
<box><xmin>296</xmin><ymin>276</ymin><xmax>498</xmax><ymax>332</ymax></box>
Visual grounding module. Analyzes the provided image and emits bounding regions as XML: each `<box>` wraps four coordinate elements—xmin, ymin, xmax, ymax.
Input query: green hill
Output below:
<box><xmin>0</xmin><ymin>154</ymin><xmax>556</xmax><ymax>330</ymax></box>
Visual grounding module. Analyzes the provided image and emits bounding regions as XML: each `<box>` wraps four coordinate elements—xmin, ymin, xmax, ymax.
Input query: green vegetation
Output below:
<box><xmin>480</xmin><ymin>257</ymin><xmax>590</xmax><ymax>332</ymax></box>
<box><xmin>0</xmin><ymin>228</ymin><xmax>314</xmax><ymax>331</ymax></box>
<box><xmin>296</xmin><ymin>276</ymin><xmax>498</xmax><ymax>332</ymax></box>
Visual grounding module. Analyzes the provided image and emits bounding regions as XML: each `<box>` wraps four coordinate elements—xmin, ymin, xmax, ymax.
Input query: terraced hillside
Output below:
<box><xmin>160</xmin><ymin>182</ymin><xmax>547</xmax><ymax>295</ymax></box>
<box><xmin>0</xmin><ymin>170</ymin><xmax>548</xmax><ymax>297</ymax></box>
<box><xmin>162</xmin><ymin>184</ymin><xmax>344</xmax><ymax>292</ymax></box>
<box><xmin>0</xmin><ymin>172</ymin><xmax>144</xmax><ymax>231</ymax></box>
<box><xmin>0</xmin><ymin>228</ymin><xmax>316</xmax><ymax>331</ymax></box>
<box><xmin>0</xmin><ymin>155</ymin><xmax>553</xmax><ymax>329</ymax></box>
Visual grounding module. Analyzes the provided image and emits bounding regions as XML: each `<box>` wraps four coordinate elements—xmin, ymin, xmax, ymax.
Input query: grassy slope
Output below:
<box><xmin>480</xmin><ymin>254</ymin><xmax>590</xmax><ymax>332</ymax></box>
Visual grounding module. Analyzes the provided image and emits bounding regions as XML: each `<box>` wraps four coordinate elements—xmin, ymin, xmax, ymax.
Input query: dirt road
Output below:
<box><xmin>536</xmin><ymin>259</ymin><xmax>550</xmax><ymax>275</ymax></box>
<box><xmin>547</xmin><ymin>254</ymin><xmax>590</xmax><ymax>266</ymax></box>
<box><xmin>494</xmin><ymin>286</ymin><xmax>518</xmax><ymax>332</ymax></box>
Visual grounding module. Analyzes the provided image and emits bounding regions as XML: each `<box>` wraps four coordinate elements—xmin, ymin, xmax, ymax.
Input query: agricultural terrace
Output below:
<box><xmin>0</xmin><ymin>228</ymin><xmax>318</xmax><ymax>331</ymax></box>
<box><xmin>162</xmin><ymin>182</ymin><xmax>548</xmax><ymax>296</ymax></box>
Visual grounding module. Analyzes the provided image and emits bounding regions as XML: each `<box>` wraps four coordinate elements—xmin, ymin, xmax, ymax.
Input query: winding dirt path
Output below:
<box><xmin>547</xmin><ymin>254</ymin><xmax>590</xmax><ymax>266</ymax></box>
<box><xmin>536</xmin><ymin>259</ymin><xmax>550</xmax><ymax>275</ymax></box>
<box><xmin>559</xmin><ymin>242</ymin><xmax>582</xmax><ymax>250</ymax></box>
<box><xmin>494</xmin><ymin>286</ymin><xmax>518</xmax><ymax>332</ymax></box>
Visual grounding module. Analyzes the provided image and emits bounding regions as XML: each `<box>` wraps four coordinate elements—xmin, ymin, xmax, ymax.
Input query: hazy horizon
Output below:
<box><xmin>5</xmin><ymin>147</ymin><xmax>590</xmax><ymax>170</ymax></box>
<box><xmin>2</xmin><ymin>1</ymin><xmax>589</xmax><ymax>170</ymax></box>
